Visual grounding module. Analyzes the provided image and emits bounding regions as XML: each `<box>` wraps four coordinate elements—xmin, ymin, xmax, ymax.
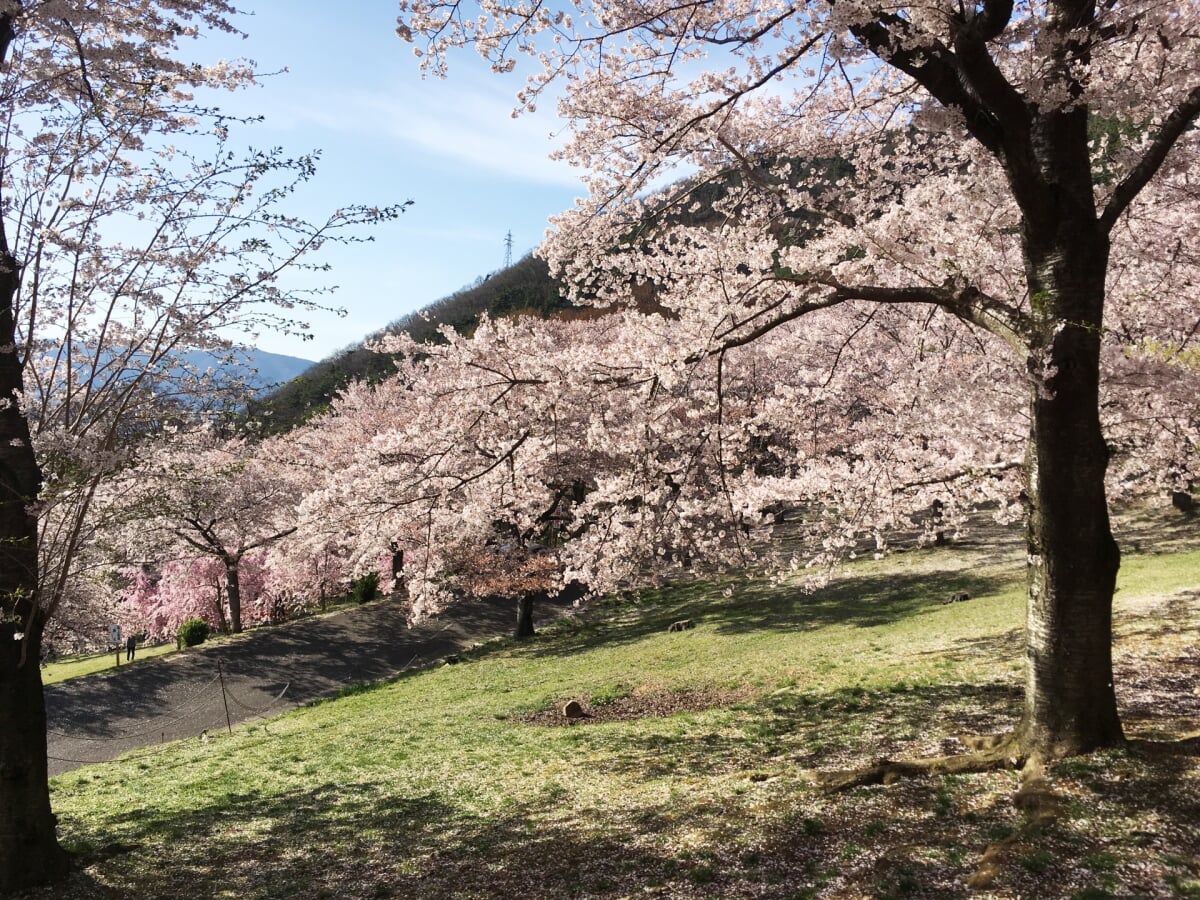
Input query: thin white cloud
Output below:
<box><xmin>271</xmin><ymin>75</ymin><xmax>584</xmax><ymax>188</ymax></box>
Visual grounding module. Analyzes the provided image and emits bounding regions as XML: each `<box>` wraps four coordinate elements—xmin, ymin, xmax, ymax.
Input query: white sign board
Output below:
<box><xmin>109</xmin><ymin>624</ymin><xmax>121</xmax><ymax>645</ymax></box>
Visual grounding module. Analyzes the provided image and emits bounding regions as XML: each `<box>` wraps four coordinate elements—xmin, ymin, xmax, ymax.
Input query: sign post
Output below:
<box><xmin>109</xmin><ymin>625</ymin><xmax>121</xmax><ymax>666</ymax></box>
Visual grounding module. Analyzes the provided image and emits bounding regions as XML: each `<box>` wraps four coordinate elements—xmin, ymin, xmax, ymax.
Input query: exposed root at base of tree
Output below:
<box><xmin>965</xmin><ymin>756</ymin><xmax>1070</xmax><ymax>889</ymax></box>
<box><xmin>816</xmin><ymin>732</ymin><xmax>1027</xmax><ymax>793</ymax></box>
<box><xmin>819</xmin><ymin>735</ymin><xmax>1084</xmax><ymax>890</ymax></box>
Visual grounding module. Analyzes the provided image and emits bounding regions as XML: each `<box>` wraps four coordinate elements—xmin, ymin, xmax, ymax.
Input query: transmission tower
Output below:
<box><xmin>504</xmin><ymin>230</ymin><xmax>513</xmax><ymax>268</ymax></box>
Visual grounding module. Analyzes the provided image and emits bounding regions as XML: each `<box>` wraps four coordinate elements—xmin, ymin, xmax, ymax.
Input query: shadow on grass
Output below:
<box><xmin>41</xmin><ymin>699</ymin><xmax>1200</xmax><ymax>899</ymax></box>
<box><xmin>531</xmin><ymin>568</ymin><xmax>1014</xmax><ymax>660</ymax></box>
<box><xmin>53</xmin><ymin>780</ymin><xmax>698</xmax><ymax>899</ymax></box>
<box><xmin>570</xmin><ymin>681</ymin><xmax>1025</xmax><ymax>782</ymax></box>
<box><xmin>936</xmin><ymin>626</ymin><xmax>1025</xmax><ymax>664</ymax></box>
<box><xmin>47</xmin><ymin>766</ymin><xmax>1007</xmax><ymax>900</ymax></box>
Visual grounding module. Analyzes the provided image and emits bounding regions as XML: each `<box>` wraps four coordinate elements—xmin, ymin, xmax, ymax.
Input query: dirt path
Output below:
<box><xmin>44</xmin><ymin>594</ymin><xmax>570</xmax><ymax>777</ymax></box>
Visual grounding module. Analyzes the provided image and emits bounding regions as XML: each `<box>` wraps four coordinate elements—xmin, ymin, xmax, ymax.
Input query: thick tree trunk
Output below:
<box><xmin>0</xmin><ymin>618</ymin><xmax>68</xmax><ymax>893</ymax></box>
<box><xmin>224</xmin><ymin>558</ymin><xmax>243</xmax><ymax>634</ymax></box>
<box><xmin>0</xmin><ymin>244</ymin><xmax>67</xmax><ymax>887</ymax></box>
<box><xmin>1016</xmin><ymin>151</ymin><xmax>1125</xmax><ymax>758</ymax></box>
<box><xmin>516</xmin><ymin>591</ymin><xmax>538</xmax><ymax>639</ymax></box>
<box><xmin>1020</xmin><ymin>337</ymin><xmax>1124</xmax><ymax>758</ymax></box>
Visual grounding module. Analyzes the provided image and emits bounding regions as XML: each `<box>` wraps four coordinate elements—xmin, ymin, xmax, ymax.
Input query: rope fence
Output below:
<box><xmin>47</xmin><ymin>672</ymin><xmax>225</xmax><ymax>743</ymax></box>
<box><xmin>47</xmin><ymin>663</ymin><xmax>292</xmax><ymax>766</ymax></box>
<box><xmin>46</xmin><ymin>645</ymin><xmax>443</xmax><ymax>770</ymax></box>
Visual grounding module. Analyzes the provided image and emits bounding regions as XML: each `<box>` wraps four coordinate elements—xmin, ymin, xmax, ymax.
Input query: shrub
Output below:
<box><xmin>177</xmin><ymin>618</ymin><xmax>210</xmax><ymax>648</ymax></box>
<box><xmin>350</xmin><ymin>571</ymin><xmax>380</xmax><ymax>604</ymax></box>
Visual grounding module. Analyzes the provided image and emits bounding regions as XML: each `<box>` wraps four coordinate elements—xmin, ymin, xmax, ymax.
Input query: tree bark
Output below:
<box><xmin>0</xmin><ymin>617</ymin><xmax>68</xmax><ymax>892</ymax></box>
<box><xmin>211</xmin><ymin>583</ymin><xmax>230</xmax><ymax>636</ymax></box>
<box><xmin>0</xmin><ymin>243</ymin><xmax>68</xmax><ymax>887</ymax></box>
<box><xmin>1020</xmin><ymin>337</ymin><xmax>1124</xmax><ymax>757</ymax></box>
<box><xmin>224</xmin><ymin>557</ymin><xmax>243</xmax><ymax>634</ymax></box>
<box><xmin>515</xmin><ymin>591</ymin><xmax>538</xmax><ymax>639</ymax></box>
<box><xmin>1015</xmin><ymin>117</ymin><xmax>1125</xmax><ymax>757</ymax></box>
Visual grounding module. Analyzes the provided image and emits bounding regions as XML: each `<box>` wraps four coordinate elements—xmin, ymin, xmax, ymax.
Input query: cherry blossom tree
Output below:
<box><xmin>294</xmin><ymin>319</ymin><xmax>626</xmax><ymax>635</ymax></box>
<box><xmin>114</xmin><ymin>429</ymin><xmax>304</xmax><ymax>635</ymax></box>
<box><xmin>396</xmin><ymin>0</ymin><xmax>1200</xmax><ymax>771</ymax></box>
<box><xmin>0</xmin><ymin>4</ymin><xmax>401</xmax><ymax>889</ymax></box>
<box><xmin>286</xmin><ymin>376</ymin><xmax>418</xmax><ymax>598</ymax></box>
<box><xmin>356</xmin><ymin>308</ymin><xmax>1026</xmax><ymax>601</ymax></box>
<box><xmin>440</xmin><ymin>540</ymin><xmax>562</xmax><ymax>638</ymax></box>
<box><xmin>264</xmin><ymin>538</ymin><xmax>353</xmax><ymax>615</ymax></box>
<box><xmin>122</xmin><ymin>550</ymin><xmax>273</xmax><ymax>640</ymax></box>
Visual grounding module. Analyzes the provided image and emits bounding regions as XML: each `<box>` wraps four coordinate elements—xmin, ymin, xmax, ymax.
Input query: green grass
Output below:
<box><xmin>29</xmin><ymin>516</ymin><xmax>1200</xmax><ymax>899</ymax></box>
<box><xmin>41</xmin><ymin>642</ymin><xmax>177</xmax><ymax>685</ymax></box>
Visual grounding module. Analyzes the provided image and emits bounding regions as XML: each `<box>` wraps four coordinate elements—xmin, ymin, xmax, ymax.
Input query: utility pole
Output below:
<box><xmin>504</xmin><ymin>229</ymin><xmax>513</xmax><ymax>269</ymax></box>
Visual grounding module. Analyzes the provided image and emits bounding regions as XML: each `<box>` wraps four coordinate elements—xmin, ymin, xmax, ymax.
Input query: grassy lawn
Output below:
<box><xmin>41</xmin><ymin>642</ymin><xmax>178</xmax><ymax>685</ymax></box>
<box><xmin>27</xmin><ymin>513</ymin><xmax>1200</xmax><ymax>898</ymax></box>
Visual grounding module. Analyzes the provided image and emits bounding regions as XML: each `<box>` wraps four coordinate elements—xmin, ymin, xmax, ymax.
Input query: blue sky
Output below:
<box><xmin>202</xmin><ymin>1</ymin><xmax>587</xmax><ymax>360</ymax></box>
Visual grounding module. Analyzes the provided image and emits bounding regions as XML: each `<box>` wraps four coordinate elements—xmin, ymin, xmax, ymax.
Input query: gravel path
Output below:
<box><xmin>44</xmin><ymin>594</ymin><xmax>570</xmax><ymax>777</ymax></box>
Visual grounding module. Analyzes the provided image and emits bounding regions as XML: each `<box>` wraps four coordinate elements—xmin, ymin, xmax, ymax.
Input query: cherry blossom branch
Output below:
<box><xmin>848</xmin><ymin>14</ymin><xmax>1005</xmax><ymax>154</ymax></box>
<box><xmin>809</xmin><ymin>276</ymin><xmax>1031</xmax><ymax>355</ymax></box>
<box><xmin>376</xmin><ymin>431</ymin><xmax>534</xmax><ymax>513</ymax></box>
<box><xmin>239</xmin><ymin>526</ymin><xmax>299</xmax><ymax>555</ymax></box>
<box><xmin>896</xmin><ymin>459</ymin><xmax>1023</xmax><ymax>492</ymax></box>
<box><xmin>947</xmin><ymin>3</ymin><xmax>1029</xmax><ymax>141</ymax></box>
<box><xmin>692</xmin><ymin>273</ymin><xmax>1029</xmax><ymax>364</ymax></box>
<box><xmin>1100</xmin><ymin>84</ymin><xmax>1200</xmax><ymax>232</ymax></box>
<box><xmin>62</xmin><ymin>19</ymin><xmax>105</xmax><ymax>126</ymax></box>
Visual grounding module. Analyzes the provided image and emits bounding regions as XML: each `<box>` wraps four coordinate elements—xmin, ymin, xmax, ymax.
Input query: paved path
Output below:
<box><xmin>44</xmin><ymin>594</ymin><xmax>569</xmax><ymax>777</ymax></box>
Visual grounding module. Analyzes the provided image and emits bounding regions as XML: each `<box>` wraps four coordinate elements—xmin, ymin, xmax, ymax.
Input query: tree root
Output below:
<box><xmin>816</xmin><ymin>733</ymin><xmax>1026</xmax><ymax>793</ymax></box>
<box><xmin>817</xmin><ymin>735</ymin><xmax>1070</xmax><ymax>891</ymax></box>
<box><xmin>966</xmin><ymin>756</ymin><xmax>1066</xmax><ymax>888</ymax></box>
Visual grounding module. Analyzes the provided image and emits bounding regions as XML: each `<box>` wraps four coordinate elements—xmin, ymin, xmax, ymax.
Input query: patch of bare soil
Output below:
<box><xmin>516</xmin><ymin>686</ymin><xmax>752</xmax><ymax>726</ymax></box>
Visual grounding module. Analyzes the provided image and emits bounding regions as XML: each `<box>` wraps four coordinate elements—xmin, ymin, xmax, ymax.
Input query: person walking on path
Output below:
<box><xmin>125</xmin><ymin>633</ymin><xmax>137</xmax><ymax>662</ymax></box>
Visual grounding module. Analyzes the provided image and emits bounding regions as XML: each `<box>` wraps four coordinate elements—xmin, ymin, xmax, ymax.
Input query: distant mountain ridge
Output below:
<box><xmin>185</xmin><ymin>348</ymin><xmax>316</xmax><ymax>392</ymax></box>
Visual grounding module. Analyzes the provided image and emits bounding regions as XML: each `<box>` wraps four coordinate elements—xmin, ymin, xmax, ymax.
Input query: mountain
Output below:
<box><xmin>184</xmin><ymin>348</ymin><xmax>316</xmax><ymax>393</ymax></box>
<box><xmin>248</xmin><ymin>253</ymin><xmax>570</xmax><ymax>432</ymax></box>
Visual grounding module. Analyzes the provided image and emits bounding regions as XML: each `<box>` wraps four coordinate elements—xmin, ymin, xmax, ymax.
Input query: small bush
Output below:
<box><xmin>350</xmin><ymin>571</ymin><xmax>380</xmax><ymax>604</ymax></box>
<box><xmin>177</xmin><ymin>618</ymin><xmax>210</xmax><ymax>648</ymax></box>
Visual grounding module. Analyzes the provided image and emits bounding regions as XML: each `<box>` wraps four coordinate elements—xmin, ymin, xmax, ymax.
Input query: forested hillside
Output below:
<box><xmin>249</xmin><ymin>253</ymin><xmax>569</xmax><ymax>431</ymax></box>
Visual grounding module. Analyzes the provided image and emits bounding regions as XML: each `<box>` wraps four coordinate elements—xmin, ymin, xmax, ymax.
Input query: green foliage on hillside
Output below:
<box><xmin>248</xmin><ymin>254</ymin><xmax>571</xmax><ymax>432</ymax></box>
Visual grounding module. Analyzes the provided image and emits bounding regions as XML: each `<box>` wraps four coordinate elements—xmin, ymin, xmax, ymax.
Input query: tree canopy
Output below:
<box><xmin>390</xmin><ymin>0</ymin><xmax>1200</xmax><ymax>765</ymax></box>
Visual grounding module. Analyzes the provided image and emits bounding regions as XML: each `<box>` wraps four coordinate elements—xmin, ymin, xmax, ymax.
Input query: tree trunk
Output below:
<box><xmin>1016</xmin><ymin>169</ymin><xmax>1124</xmax><ymax>758</ymax></box>
<box><xmin>1020</xmin><ymin>347</ymin><xmax>1125</xmax><ymax>757</ymax></box>
<box><xmin>0</xmin><ymin>243</ymin><xmax>67</xmax><ymax>887</ymax></box>
<box><xmin>224</xmin><ymin>558</ymin><xmax>243</xmax><ymax>634</ymax></box>
<box><xmin>0</xmin><ymin>617</ymin><xmax>68</xmax><ymax>892</ymax></box>
<box><xmin>515</xmin><ymin>591</ymin><xmax>538</xmax><ymax>639</ymax></box>
<box><xmin>391</xmin><ymin>546</ymin><xmax>406</xmax><ymax>596</ymax></box>
<box><xmin>212</xmin><ymin>590</ymin><xmax>229</xmax><ymax>635</ymax></box>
